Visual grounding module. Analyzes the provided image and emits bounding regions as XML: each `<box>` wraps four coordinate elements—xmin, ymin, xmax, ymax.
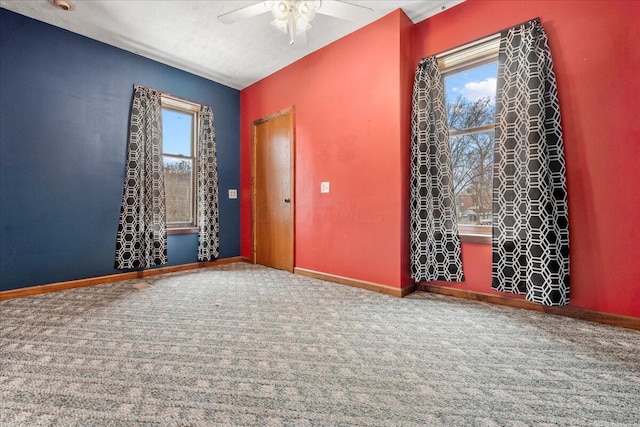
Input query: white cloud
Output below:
<box><xmin>461</xmin><ymin>77</ymin><xmax>497</xmax><ymax>105</ymax></box>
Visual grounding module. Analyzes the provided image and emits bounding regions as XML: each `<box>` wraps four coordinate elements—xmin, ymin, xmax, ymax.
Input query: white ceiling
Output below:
<box><xmin>0</xmin><ymin>0</ymin><xmax>464</xmax><ymax>90</ymax></box>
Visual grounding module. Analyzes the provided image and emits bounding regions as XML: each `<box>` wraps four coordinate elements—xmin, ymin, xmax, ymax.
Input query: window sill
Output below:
<box><xmin>460</xmin><ymin>234</ymin><xmax>491</xmax><ymax>245</ymax></box>
<box><xmin>167</xmin><ymin>227</ymin><xmax>199</xmax><ymax>235</ymax></box>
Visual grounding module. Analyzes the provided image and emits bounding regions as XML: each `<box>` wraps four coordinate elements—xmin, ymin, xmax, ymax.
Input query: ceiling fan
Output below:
<box><xmin>218</xmin><ymin>1</ymin><xmax>373</xmax><ymax>46</ymax></box>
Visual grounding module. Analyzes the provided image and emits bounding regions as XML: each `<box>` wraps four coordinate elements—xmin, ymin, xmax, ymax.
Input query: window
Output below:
<box><xmin>161</xmin><ymin>96</ymin><xmax>200</xmax><ymax>231</ymax></box>
<box><xmin>439</xmin><ymin>36</ymin><xmax>499</xmax><ymax>238</ymax></box>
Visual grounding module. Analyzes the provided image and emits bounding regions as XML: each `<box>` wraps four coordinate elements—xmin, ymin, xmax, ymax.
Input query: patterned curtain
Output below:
<box><xmin>197</xmin><ymin>105</ymin><xmax>220</xmax><ymax>261</ymax></box>
<box><xmin>115</xmin><ymin>86</ymin><xmax>167</xmax><ymax>269</ymax></box>
<box><xmin>410</xmin><ymin>57</ymin><xmax>464</xmax><ymax>282</ymax></box>
<box><xmin>492</xmin><ymin>19</ymin><xmax>570</xmax><ymax>306</ymax></box>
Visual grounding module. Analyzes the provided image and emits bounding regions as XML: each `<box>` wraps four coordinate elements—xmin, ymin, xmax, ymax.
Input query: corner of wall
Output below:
<box><xmin>399</xmin><ymin>10</ymin><xmax>416</xmax><ymax>286</ymax></box>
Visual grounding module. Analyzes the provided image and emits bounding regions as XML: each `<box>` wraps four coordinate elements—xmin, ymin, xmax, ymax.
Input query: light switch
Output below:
<box><xmin>320</xmin><ymin>182</ymin><xmax>330</xmax><ymax>194</ymax></box>
<box><xmin>228</xmin><ymin>189</ymin><xmax>238</xmax><ymax>199</ymax></box>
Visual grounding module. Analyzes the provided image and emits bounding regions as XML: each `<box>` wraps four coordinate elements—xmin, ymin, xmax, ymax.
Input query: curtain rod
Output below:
<box><xmin>133</xmin><ymin>84</ymin><xmax>203</xmax><ymax>108</ymax></box>
<box><xmin>433</xmin><ymin>16</ymin><xmax>541</xmax><ymax>59</ymax></box>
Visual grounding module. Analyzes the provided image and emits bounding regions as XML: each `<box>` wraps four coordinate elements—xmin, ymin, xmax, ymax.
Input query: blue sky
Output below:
<box><xmin>444</xmin><ymin>61</ymin><xmax>498</xmax><ymax>105</ymax></box>
<box><xmin>162</xmin><ymin>109</ymin><xmax>192</xmax><ymax>155</ymax></box>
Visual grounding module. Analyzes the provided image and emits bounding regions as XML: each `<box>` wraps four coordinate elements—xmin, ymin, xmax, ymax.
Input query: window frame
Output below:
<box><xmin>161</xmin><ymin>95</ymin><xmax>200</xmax><ymax>234</ymax></box>
<box><xmin>438</xmin><ymin>36</ymin><xmax>500</xmax><ymax>244</ymax></box>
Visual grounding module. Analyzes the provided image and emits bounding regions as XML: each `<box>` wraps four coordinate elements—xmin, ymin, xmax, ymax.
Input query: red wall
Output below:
<box><xmin>240</xmin><ymin>11</ymin><xmax>414</xmax><ymax>288</ymax></box>
<box><xmin>414</xmin><ymin>0</ymin><xmax>640</xmax><ymax>317</ymax></box>
<box><xmin>241</xmin><ymin>0</ymin><xmax>640</xmax><ymax>318</ymax></box>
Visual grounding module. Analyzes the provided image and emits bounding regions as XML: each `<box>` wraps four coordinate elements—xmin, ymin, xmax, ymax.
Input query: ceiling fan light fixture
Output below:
<box><xmin>296</xmin><ymin>1</ymin><xmax>317</xmax><ymax>22</ymax></box>
<box><xmin>271</xmin><ymin>1</ymin><xmax>291</xmax><ymax>21</ymax></box>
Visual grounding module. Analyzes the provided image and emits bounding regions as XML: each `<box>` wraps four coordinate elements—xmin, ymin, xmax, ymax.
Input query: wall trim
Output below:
<box><xmin>295</xmin><ymin>267</ymin><xmax>416</xmax><ymax>298</ymax></box>
<box><xmin>0</xmin><ymin>257</ymin><xmax>252</xmax><ymax>301</ymax></box>
<box><xmin>419</xmin><ymin>284</ymin><xmax>640</xmax><ymax>331</ymax></box>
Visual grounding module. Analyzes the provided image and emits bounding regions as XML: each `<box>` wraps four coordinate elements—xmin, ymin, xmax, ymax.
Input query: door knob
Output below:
<box><xmin>283</xmin><ymin>198</ymin><xmax>291</xmax><ymax>203</ymax></box>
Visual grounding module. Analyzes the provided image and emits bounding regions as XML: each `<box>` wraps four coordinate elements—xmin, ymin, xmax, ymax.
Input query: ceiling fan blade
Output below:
<box><xmin>218</xmin><ymin>2</ymin><xmax>270</xmax><ymax>24</ymax></box>
<box><xmin>292</xmin><ymin>30</ymin><xmax>308</xmax><ymax>48</ymax></box>
<box><xmin>316</xmin><ymin>0</ymin><xmax>373</xmax><ymax>21</ymax></box>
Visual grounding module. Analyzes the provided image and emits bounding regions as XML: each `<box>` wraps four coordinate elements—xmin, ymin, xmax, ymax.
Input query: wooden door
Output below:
<box><xmin>253</xmin><ymin>108</ymin><xmax>294</xmax><ymax>272</ymax></box>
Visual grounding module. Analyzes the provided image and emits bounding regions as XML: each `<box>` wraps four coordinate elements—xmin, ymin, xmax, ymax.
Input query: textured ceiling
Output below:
<box><xmin>0</xmin><ymin>0</ymin><xmax>464</xmax><ymax>89</ymax></box>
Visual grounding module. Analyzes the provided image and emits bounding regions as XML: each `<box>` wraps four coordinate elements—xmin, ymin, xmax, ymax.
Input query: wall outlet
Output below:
<box><xmin>228</xmin><ymin>189</ymin><xmax>238</xmax><ymax>199</ymax></box>
<box><xmin>320</xmin><ymin>182</ymin><xmax>330</xmax><ymax>194</ymax></box>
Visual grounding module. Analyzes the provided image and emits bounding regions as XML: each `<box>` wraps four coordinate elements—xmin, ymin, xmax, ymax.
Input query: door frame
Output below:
<box><xmin>251</xmin><ymin>106</ymin><xmax>295</xmax><ymax>271</ymax></box>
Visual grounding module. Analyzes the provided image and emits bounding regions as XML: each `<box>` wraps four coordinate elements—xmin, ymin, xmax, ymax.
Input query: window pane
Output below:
<box><xmin>450</xmin><ymin>130</ymin><xmax>494</xmax><ymax>233</ymax></box>
<box><xmin>444</xmin><ymin>60</ymin><xmax>497</xmax><ymax>236</ymax></box>
<box><xmin>162</xmin><ymin>109</ymin><xmax>193</xmax><ymax>156</ymax></box>
<box><xmin>164</xmin><ymin>156</ymin><xmax>193</xmax><ymax>224</ymax></box>
<box><xmin>444</xmin><ymin>61</ymin><xmax>497</xmax><ymax>131</ymax></box>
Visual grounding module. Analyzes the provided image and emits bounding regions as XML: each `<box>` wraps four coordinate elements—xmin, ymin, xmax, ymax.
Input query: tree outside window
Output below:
<box><xmin>443</xmin><ymin>60</ymin><xmax>497</xmax><ymax>236</ymax></box>
<box><xmin>161</xmin><ymin>102</ymin><xmax>199</xmax><ymax>230</ymax></box>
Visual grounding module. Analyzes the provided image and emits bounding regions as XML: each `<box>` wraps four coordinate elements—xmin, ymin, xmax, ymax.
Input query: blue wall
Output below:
<box><xmin>0</xmin><ymin>9</ymin><xmax>241</xmax><ymax>291</ymax></box>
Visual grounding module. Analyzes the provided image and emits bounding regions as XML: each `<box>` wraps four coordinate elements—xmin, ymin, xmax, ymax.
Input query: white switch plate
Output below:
<box><xmin>320</xmin><ymin>182</ymin><xmax>330</xmax><ymax>194</ymax></box>
<box><xmin>228</xmin><ymin>189</ymin><xmax>238</xmax><ymax>199</ymax></box>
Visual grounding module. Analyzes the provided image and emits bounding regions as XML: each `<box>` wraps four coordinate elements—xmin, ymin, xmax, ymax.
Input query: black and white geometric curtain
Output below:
<box><xmin>197</xmin><ymin>105</ymin><xmax>220</xmax><ymax>261</ymax></box>
<box><xmin>491</xmin><ymin>19</ymin><xmax>570</xmax><ymax>306</ymax></box>
<box><xmin>115</xmin><ymin>86</ymin><xmax>167</xmax><ymax>269</ymax></box>
<box><xmin>410</xmin><ymin>57</ymin><xmax>465</xmax><ymax>282</ymax></box>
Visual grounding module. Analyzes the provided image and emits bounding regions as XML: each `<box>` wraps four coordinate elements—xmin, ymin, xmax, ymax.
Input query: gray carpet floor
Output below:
<box><xmin>1</xmin><ymin>262</ymin><xmax>639</xmax><ymax>426</ymax></box>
